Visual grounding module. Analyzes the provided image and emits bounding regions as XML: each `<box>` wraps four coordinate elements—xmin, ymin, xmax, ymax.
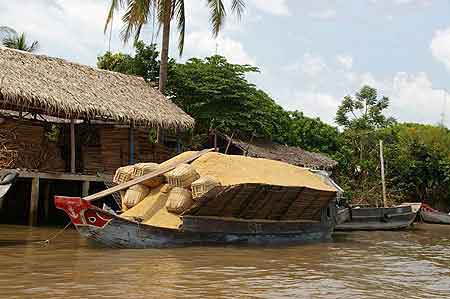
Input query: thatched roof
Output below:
<box><xmin>0</xmin><ymin>47</ymin><xmax>194</xmax><ymax>129</ymax></box>
<box><xmin>231</xmin><ymin>138</ymin><xmax>338</xmax><ymax>170</ymax></box>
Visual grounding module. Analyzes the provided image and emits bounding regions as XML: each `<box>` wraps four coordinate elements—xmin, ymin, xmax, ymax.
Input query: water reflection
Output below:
<box><xmin>0</xmin><ymin>224</ymin><xmax>449</xmax><ymax>298</ymax></box>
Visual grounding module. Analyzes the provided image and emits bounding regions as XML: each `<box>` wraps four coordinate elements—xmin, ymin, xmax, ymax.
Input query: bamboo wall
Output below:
<box><xmin>1</xmin><ymin>118</ymin><xmax>172</xmax><ymax>175</ymax></box>
<box><xmin>0</xmin><ymin>118</ymin><xmax>65</xmax><ymax>171</ymax></box>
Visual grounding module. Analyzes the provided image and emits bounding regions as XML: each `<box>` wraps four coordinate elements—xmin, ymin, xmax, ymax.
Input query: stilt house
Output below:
<box><xmin>0</xmin><ymin>47</ymin><xmax>194</xmax><ymax>225</ymax></box>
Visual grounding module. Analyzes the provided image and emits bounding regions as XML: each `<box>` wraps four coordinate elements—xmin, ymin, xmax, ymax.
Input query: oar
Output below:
<box><xmin>83</xmin><ymin>148</ymin><xmax>215</xmax><ymax>202</ymax></box>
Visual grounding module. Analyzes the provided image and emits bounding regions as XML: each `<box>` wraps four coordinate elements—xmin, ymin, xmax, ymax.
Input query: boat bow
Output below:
<box><xmin>54</xmin><ymin>196</ymin><xmax>114</xmax><ymax>228</ymax></box>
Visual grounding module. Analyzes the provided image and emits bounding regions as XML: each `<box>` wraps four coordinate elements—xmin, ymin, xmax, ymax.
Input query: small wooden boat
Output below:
<box><xmin>55</xmin><ymin>184</ymin><xmax>337</xmax><ymax>248</ymax></box>
<box><xmin>419</xmin><ymin>204</ymin><xmax>450</xmax><ymax>225</ymax></box>
<box><xmin>0</xmin><ymin>170</ymin><xmax>17</xmax><ymax>209</ymax></box>
<box><xmin>335</xmin><ymin>205</ymin><xmax>417</xmax><ymax>231</ymax></box>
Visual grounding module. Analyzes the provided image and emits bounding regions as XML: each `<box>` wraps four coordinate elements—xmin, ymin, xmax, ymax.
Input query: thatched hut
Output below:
<box><xmin>207</xmin><ymin>133</ymin><xmax>337</xmax><ymax>171</ymax></box>
<box><xmin>0</xmin><ymin>47</ymin><xmax>194</xmax><ymax>225</ymax></box>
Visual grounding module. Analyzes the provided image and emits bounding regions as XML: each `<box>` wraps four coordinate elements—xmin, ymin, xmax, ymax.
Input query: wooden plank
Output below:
<box><xmin>82</xmin><ymin>181</ymin><xmax>90</xmax><ymax>197</ymax></box>
<box><xmin>15</xmin><ymin>170</ymin><xmax>111</xmax><ymax>182</ymax></box>
<box><xmin>83</xmin><ymin>148</ymin><xmax>215</xmax><ymax>202</ymax></box>
<box><xmin>29</xmin><ymin>177</ymin><xmax>39</xmax><ymax>226</ymax></box>
<box><xmin>70</xmin><ymin>119</ymin><xmax>76</xmax><ymax>173</ymax></box>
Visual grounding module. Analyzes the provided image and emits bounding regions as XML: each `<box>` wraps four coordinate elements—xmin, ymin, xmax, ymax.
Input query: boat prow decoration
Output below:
<box><xmin>55</xmin><ymin>196</ymin><xmax>114</xmax><ymax>228</ymax></box>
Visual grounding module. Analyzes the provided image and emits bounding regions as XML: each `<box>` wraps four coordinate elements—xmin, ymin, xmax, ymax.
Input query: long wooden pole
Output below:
<box><xmin>224</xmin><ymin>132</ymin><xmax>234</xmax><ymax>154</ymax></box>
<box><xmin>83</xmin><ymin>148</ymin><xmax>214</xmax><ymax>202</ymax></box>
<box><xmin>379</xmin><ymin>139</ymin><xmax>387</xmax><ymax>208</ymax></box>
<box><xmin>29</xmin><ymin>177</ymin><xmax>39</xmax><ymax>226</ymax></box>
<box><xmin>70</xmin><ymin>119</ymin><xmax>76</xmax><ymax>174</ymax></box>
<box><xmin>129</xmin><ymin>122</ymin><xmax>135</xmax><ymax>164</ymax></box>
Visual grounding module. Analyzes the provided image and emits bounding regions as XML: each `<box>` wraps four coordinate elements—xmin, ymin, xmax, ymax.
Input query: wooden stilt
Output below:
<box><xmin>29</xmin><ymin>177</ymin><xmax>39</xmax><ymax>226</ymax></box>
<box><xmin>82</xmin><ymin>181</ymin><xmax>90</xmax><ymax>197</ymax></box>
<box><xmin>43</xmin><ymin>181</ymin><xmax>50</xmax><ymax>223</ymax></box>
<box><xmin>129</xmin><ymin>122</ymin><xmax>135</xmax><ymax>164</ymax></box>
<box><xmin>70</xmin><ymin>119</ymin><xmax>76</xmax><ymax>173</ymax></box>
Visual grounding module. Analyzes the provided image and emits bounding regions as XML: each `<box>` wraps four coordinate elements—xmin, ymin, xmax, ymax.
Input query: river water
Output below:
<box><xmin>0</xmin><ymin>224</ymin><xmax>449</xmax><ymax>299</ymax></box>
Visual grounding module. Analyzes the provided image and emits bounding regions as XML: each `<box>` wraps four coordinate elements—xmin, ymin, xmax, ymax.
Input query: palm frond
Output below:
<box><xmin>174</xmin><ymin>0</ymin><xmax>185</xmax><ymax>56</ymax></box>
<box><xmin>207</xmin><ymin>0</ymin><xmax>226</xmax><ymax>37</ymax></box>
<box><xmin>104</xmin><ymin>0</ymin><xmax>127</xmax><ymax>33</ymax></box>
<box><xmin>120</xmin><ymin>0</ymin><xmax>152</xmax><ymax>43</ymax></box>
<box><xmin>231</xmin><ymin>0</ymin><xmax>245</xmax><ymax>19</ymax></box>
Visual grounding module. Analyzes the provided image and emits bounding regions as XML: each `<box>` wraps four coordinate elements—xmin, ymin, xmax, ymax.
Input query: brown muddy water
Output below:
<box><xmin>0</xmin><ymin>224</ymin><xmax>450</xmax><ymax>299</ymax></box>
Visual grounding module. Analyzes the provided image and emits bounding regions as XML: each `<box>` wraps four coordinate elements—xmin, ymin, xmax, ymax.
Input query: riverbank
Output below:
<box><xmin>0</xmin><ymin>224</ymin><xmax>449</xmax><ymax>298</ymax></box>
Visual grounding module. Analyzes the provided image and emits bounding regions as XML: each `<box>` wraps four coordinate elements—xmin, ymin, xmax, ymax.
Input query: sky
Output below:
<box><xmin>1</xmin><ymin>0</ymin><xmax>450</xmax><ymax>126</ymax></box>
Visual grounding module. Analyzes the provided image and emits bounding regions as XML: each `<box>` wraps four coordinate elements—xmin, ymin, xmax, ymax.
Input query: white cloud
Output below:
<box><xmin>308</xmin><ymin>9</ymin><xmax>337</xmax><ymax>20</ymax></box>
<box><xmin>336</xmin><ymin>54</ymin><xmax>353</xmax><ymax>70</ymax></box>
<box><xmin>249</xmin><ymin>0</ymin><xmax>290</xmax><ymax>16</ymax></box>
<box><xmin>389</xmin><ymin>72</ymin><xmax>447</xmax><ymax>125</ymax></box>
<box><xmin>287</xmin><ymin>53</ymin><xmax>327</xmax><ymax>77</ymax></box>
<box><xmin>394</xmin><ymin>0</ymin><xmax>431</xmax><ymax>6</ymax></box>
<box><xmin>290</xmin><ymin>91</ymin><xmax>340</xmax><ymax>123</ymax></box>
<box><xmin>431</xmin><ymin>27</ymin><xmax>450</xmax><ymax>71</ymax></box>
<box><xmin>185</xmin><ymin>31</ymin><xmax>255</xmax><ymax>65</ymax></box>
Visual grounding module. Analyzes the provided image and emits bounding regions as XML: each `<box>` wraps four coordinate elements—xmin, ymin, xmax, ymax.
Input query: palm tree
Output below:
<box><xmin>105</xmin><ymin>0</ymin><xmax>245</xmax><ymax>93</ymax></box>
<box><xmin>0</xmin><ymin>27</ymin><xmax>39</xmax><ymax>52</ymax></box>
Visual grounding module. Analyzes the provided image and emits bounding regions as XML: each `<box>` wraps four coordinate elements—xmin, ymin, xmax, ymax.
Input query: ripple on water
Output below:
<box><xmin>1</xmin><ymin>224</ymin><xmax>450</xmax><ymax>298</ymax></box>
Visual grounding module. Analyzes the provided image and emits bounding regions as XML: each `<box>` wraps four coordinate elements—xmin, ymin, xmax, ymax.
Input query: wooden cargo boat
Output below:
<box><xmin>55</xmin><ymin>183</ymin><xmax>337</xmax><ymax>248</ymax></box>
<box><xmin>335</xmin><ymin>205</ymin><xmax>417</xmax><ymax>231</ymax></box>
<box><xmin>419</xmin><ymin>204</ymin><xmax>450</xmax><ymax>225</ymax></box>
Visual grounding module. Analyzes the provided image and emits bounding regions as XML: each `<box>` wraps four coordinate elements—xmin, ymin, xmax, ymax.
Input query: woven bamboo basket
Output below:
<box><xmin>165</xmin><ymin>164</ymin><xmax>200</xmax><ymax>189</ymax></box>
<box><xmin>191</xmin><ymin>176</ymin><xmax>220</xmax><ymax>200</ymax></box>
<box><xmin>132</xmin><ymin>162</ymin><xmax>165</xmax><ymax>188</ymax></box>
<box><xmin>166</xmin><ymin>187</ymin><xmax>194</xmax><ymax>214</ymax></box>
<box><xmin>113</xmin><ymin>165</ymin><xmax>135</xmax><ymax>184</ymax></box>
<box><xmin>160</xmin><ymin>184</ymin><xmax>173</xmax><ymax>194</ymax></box>
<box><xmin>123</xmin><ymin>184</ymin><xmax>150</xmax><ymax>208</ymax></box>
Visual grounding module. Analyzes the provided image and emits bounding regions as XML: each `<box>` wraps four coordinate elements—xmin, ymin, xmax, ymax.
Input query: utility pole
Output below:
<box><xmin>440</xmin><ymin>91</ymin><xmax>447</xmax><ymax>127</ymax></box>
<box><xmin>379</xmin><ymin>140</ymin><xmax>387</xmax><ymax>208</ymax></box>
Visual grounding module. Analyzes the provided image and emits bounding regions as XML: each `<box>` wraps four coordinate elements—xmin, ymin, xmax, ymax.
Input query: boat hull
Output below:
<box><xmin>420</xmin><ymin>204</ymin><xmax>450</xmax><ymax>225</ymax></box>
<box><xmin>56</xmin><ymin>196</ymin><xmax>334</xmax><ymax>248</ymax></box>
<box><xmin>335</xmin><ymin>206</ymin><xmax>417</xmax><ymax>231</ymax></box>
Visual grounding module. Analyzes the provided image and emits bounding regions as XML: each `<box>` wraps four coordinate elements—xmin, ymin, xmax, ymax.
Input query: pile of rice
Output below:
<box><xmin>119</xmin><ymin>151</ymin><xmax>336</xmax><ymax>229</ymax></box>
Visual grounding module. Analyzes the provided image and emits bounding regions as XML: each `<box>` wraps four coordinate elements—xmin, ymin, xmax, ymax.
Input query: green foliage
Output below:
<box><xmin>167</xmin><ymin>55</ymin><xmax>291</xmax><ymax>138</ymax></box>
<box><xmin>97</xmin><ymin>41</ymin><xmax>160</xmax><ymax>83</ymax></box>
<box><xmin>0</xmin><ymin>27</ymin><xmax>38</xmax><ymax>52</ymax></box>
<box><xmin>335</xmin><ymin>85</ymin><xmax>395</xmax><ymax>130</ymax></box>
<box><xmin>283</xmin><ymin>111</ymin><xmax>339</xmax><ymax>154</ymax></box>
<box><xmin>105</xmin><ymin>0</ymin><xmax>246</xmax><ymax>55</ymax></box>
<box><xmin>382</xmin><ymin>123</ymin><xmax>450</xmax><ymax>205</ymax></box>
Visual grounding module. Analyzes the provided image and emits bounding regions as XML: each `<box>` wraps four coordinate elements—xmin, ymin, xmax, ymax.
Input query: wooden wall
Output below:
<box><xmin>1</xmin><ymin>118</ymin><xmax>173</xmax><ymax>175</ymax></box>
<box><xmin>0</xmin><ymin>118</ymin><xmax>65</xmax><ymax>172</ymax></box>
<box><xmin>81</xmin><ymin>126</ymin><xmax>172</xmax><ymax>175</ymax></box>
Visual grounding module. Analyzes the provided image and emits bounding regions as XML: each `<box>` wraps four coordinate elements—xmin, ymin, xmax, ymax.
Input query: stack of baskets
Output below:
<box><xmin>164</xmin><ymin>164</ymin><xmax>200</xmax><ymax>214</ymax></box>
<box><xmin>113</xmin><ymin>165</ymin><xmax>134</xmax><ymax>184</ymax></box>
<box><xmin>133</xmin><ymin>162</ymin><xmax>165</xmax><ymax>188</ymax></box>
<box><xmin>165</xmin><ymin>164</ymin><xmax>200</xmax><ymax>188</ymax></box>
<box><xmin>191</xmin><ymin>176</ymin><xmax>220</xmax><ymax>200</ymax></box>
<box><xmin>123</xmin><ymin>184</ymin><xmax>150</xmax><ymax>208</ymax></box>
<box><xmin>166</xmin><ymin>187</ymin><xmax>194</xmax><ymax>214</ymax></box>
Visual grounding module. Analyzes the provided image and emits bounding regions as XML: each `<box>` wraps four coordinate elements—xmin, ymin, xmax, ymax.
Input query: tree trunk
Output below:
<box><xmin>159</xmin><ymin>0</ymin><xmax>172</xmax><ymax>94</ymax></box>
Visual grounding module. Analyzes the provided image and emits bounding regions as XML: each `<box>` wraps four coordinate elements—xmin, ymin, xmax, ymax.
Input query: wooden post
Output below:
<box><xmin>225</xmin><ymin>132</ymin><xmax>234</xmax><ymax>154</ymax></box>
<box><xmin>129</xmin><ymin>122</ymin><xmax>135</xmax><ymax>164</ymax></box>
<box><xmin>43</xmin><ymin>181</ymin><xmax>50</xmax><ymax>223</ymax></box>
<box><xmin>70</xmin><ymin>119</ymin><xmax>76</xmax><ymax>173</ymax></box>
<box><xmin>379</xmin><ymin>140</ymin><xmax>387</xmax><ymax>208</ymax></box>
<box><xmin>176</xmin><ymin>129</ymin><xmax>182</xmax><ymax>154</ymax></box>
<box><xmin>82</xmin><ymin>181</ymin><xmax>90</xmax><ymax>197</ymax></box>
<box><xmin>214</xmin><ymin>130</ymin><xmax>218</xmax><ymax>152</ymax></box>
<box><xmin>29</xmin><ymin>177</ymin><xmax>39</xmax><ymax>226</ymax></box>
